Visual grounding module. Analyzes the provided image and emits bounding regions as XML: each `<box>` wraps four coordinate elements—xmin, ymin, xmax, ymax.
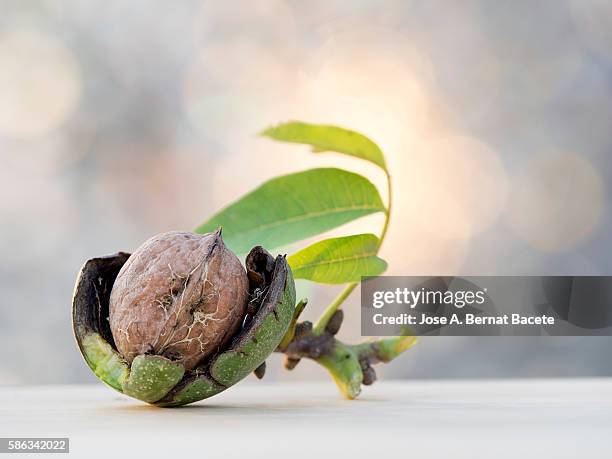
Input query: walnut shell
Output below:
<box><xmin>109</xmin><ymin>230</ymin><xmax>248</xmax><ymax>370</ymax></box>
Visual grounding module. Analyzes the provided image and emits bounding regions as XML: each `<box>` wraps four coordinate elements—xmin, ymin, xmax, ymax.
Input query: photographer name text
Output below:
<box><xmin>372</xmin><ymin>312</ymin><xmax>555</xmax><ymax>326</ymax></box>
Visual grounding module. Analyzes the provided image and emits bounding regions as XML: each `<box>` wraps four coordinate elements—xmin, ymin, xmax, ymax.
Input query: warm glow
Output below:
<box><xmin>0</xmin><ymin>29</ymin><xmax>81</xmax><ymax>138</ymax></box>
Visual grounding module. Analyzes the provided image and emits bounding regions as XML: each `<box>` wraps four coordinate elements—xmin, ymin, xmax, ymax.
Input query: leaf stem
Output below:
<box><xmin>313</xmin><ymin>170</ymin><xmax>392</xmax><ymax>335</ymax></box>
<box><xmin>378</xmin><ymin>171</ymin><xmax>392</xmax><ymax>248</ymax></box>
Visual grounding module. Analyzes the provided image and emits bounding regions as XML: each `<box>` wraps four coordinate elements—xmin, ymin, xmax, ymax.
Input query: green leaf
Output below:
<box><xmin>195</xmin><ymin>168</ymin><xmax>384</xmax><ymax>254</ymax></box>
<box><xmin>261</xmin><ymin>121</ymin><xmax>387</xmax><ymax>171</ymax></box>
<box><xmin>288</xmin><ymin>234</ymin><xmax>387</xmax><ymax>284</ymax></box>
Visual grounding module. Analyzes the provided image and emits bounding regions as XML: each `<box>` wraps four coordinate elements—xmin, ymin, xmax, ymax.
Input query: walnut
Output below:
<box><xmin>108</xmin><ymin>230</ymin><xmax>248</xmax><ymax>370</ymax></box>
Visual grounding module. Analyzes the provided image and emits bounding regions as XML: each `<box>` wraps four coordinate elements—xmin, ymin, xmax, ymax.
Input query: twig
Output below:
<box><xmin>277</xmin><ymin>310</ymin><xmax>416</xmax><ymax>398</ymax></box>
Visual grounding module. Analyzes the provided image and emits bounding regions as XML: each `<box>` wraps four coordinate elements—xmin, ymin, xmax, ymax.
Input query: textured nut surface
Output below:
<box><xmin>109</xmin><ymin>230</ymin><xmax>248</xmax><ymax>370</ymax></box>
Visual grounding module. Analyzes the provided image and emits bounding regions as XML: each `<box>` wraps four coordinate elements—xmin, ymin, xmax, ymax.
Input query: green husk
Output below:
<box><xmin>72</xmin><ymin>247</ymin><xmax>296</xmax><ymax>407</ymax></box>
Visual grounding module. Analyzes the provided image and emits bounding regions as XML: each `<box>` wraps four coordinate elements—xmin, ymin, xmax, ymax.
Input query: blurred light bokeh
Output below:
<box><xmin>1</xmin><ymin>0</ymin><xmax>611</xmax><ymax>384</ymax></box>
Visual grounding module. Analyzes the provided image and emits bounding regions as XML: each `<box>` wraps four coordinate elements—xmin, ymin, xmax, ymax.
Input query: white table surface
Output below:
<box><xmin>1</xmin><ymin>379</ymin><xmax>611</xmax><ymax>459</ymax></box>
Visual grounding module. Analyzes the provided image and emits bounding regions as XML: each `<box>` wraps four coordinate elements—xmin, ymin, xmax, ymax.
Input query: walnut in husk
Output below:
<box><xmin>72</xmin><ymin>230</ymin><xmax>296</xmax><ymax>406</ymax></box>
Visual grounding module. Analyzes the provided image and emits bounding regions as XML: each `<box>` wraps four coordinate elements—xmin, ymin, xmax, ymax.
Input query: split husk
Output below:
<box><xmin>72</xmin><ymin>242</ymin><xmax>295</xmax><ymax>407</ymax></box>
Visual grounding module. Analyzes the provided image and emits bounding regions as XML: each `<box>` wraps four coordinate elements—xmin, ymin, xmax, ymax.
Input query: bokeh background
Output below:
<box><xmin>1</xmin><ymin>0</ymin><xmax>611</xmax><ymax>385</ymax></box>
